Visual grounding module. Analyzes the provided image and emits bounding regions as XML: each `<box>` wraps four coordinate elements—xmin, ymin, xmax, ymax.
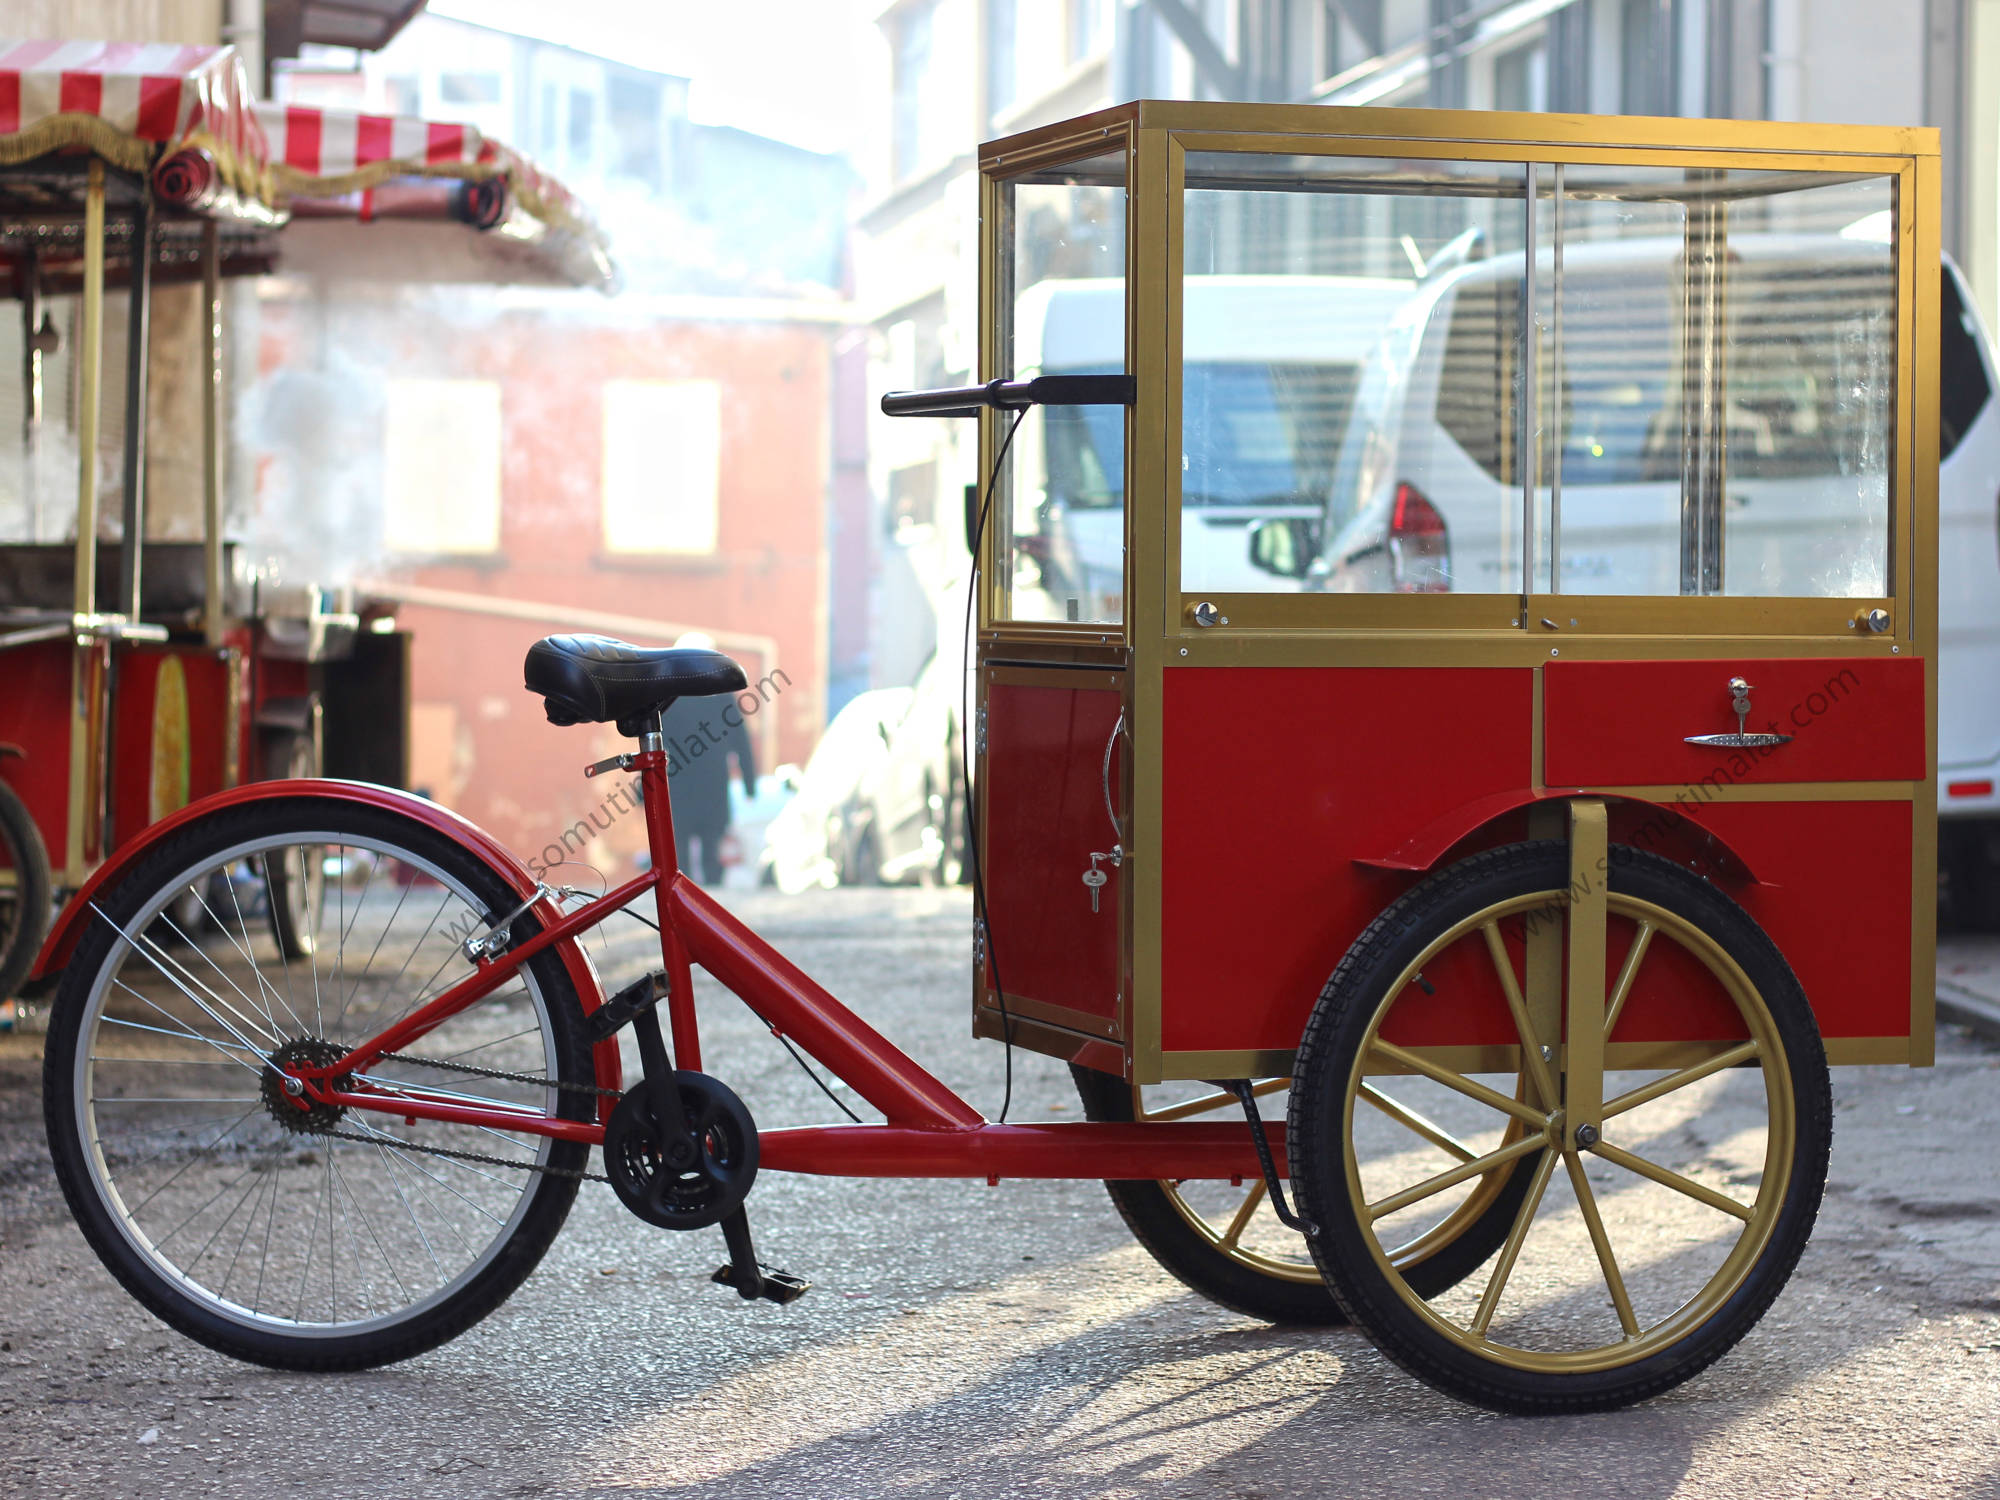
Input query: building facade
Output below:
<box><xmin>262</xmin><ymin>12</ymin><xmax>858</xmax><ymax>875</ymax></box>
<box><xmin>856</xmin><ymin>0</ymin><xmax>1991</xmax><ymax>669</ymax></box>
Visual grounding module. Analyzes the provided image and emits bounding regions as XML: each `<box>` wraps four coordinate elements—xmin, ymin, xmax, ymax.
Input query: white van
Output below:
<box><xmin>1284</xmin><ymin>239</ymin><xmax>2000</xmax><ymax>923</ymax></box>
<box><xmin>1009</xmin><ymin>274</ymin><xmax>1410</xmax><ymax>619</ymax></box>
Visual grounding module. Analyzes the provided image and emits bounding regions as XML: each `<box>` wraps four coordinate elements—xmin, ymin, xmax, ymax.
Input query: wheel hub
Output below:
<box><xmin>260</xmin><ymin>1037</ymin><xmax>351</xmax><ymax>1135</ymax></box>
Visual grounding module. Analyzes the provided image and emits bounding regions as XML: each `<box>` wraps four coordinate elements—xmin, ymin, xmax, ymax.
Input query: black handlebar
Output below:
<box><xmin>880</xmin><ymin>374</ymin><xmax>1136</xmax><ymax>418</ymax></box>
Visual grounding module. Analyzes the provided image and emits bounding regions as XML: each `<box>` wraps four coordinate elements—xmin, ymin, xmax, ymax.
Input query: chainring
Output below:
<box><xmin>603</xmin><ymin>1071</ymin><xmax>759</xmax><ymax>1230</ymax></box>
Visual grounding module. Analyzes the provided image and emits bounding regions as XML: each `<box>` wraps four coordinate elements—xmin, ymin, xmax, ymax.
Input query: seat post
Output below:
<box><xmin>639</xmin><ymin>706</ymin><xmax>703</xmax><ymax>1071</ymax></box>
<box><xmin>638</xmin><ymin>707</ymin><xmax>681</xmax><ymax>883</ymax></box>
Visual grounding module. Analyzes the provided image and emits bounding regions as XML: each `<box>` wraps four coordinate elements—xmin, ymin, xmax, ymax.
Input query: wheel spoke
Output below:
<box><xmin>1602</xmin><ymin>921</ymin><xmax>1655</xmax><ymax>1042</ymax></box>
<box><xmin>1480</xmin><ymin>921</ymin><xmax>1560</xmax><ymax>1111</ymax></box>
<box><xmin>1602</xmin><ymin>1040</ymin><xmax>1760</xmax><ymax>1121</ymax></box>
<box><xmin>1563</xmin><ymin>1149</ymin><xmax>1640</xmax><ymax>1337</ymax></box>
<box><xmin>1469</xmin><ymin>1147</ymin><xmax>1558</xmax><ymax>1336</ymax></box>
<box><xmin>1366</xmin><ymin>1038</ymin><xmax>1550</xmax><ymax>1128</ymax></box>
<box><xmin>1366</xmin><ymin>1131</ymin><xmax>1547</xmax><ymax>1223</ymax></box>
<box><xmin>1216</xmin><ymin>1180</ymin><xmax>1267</xmax><ymax>1249</ymax></box>
<box><xmin>1357</xmin><ymin>1082</ymin><xmax>1478</xmax><ymax>1163</ymax></box>
<box><xmin>1590</xmin><ymin>1139</ymin><xmax>1753</xmax><ymax>1221</ymax></box>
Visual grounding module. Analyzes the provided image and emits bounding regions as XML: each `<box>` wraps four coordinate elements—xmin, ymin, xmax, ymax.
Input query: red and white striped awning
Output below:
<box><xmin>0</xmin><ymin>39</ymin><xmax>272</xmax><ymax>214</ymax></box>
<box><xmin>257</xmin><ymin>100</ymin><xmax>612</xmax><ymax>288</ymax></box>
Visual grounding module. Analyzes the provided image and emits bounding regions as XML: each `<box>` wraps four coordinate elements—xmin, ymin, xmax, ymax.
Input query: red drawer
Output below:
<box><xmin>1543</xmin><ymin>657</ymin><xmax>1925</xmax><ymax>788</ymax></box>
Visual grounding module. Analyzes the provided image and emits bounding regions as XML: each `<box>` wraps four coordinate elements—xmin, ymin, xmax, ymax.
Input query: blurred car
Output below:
<box><xmin>856</xmin><ymin>649</ymin><xmax>970</xmax><ymax>886</ymax></box>
<box><xmin>757</xmin><ymin>688</ymin><xmax>911</xmax><ymax>893</ymax></box>
<box><xmin>721</xmin><ymin>772</ymin><xmax>797</xmax><ymax>889</ymax></box>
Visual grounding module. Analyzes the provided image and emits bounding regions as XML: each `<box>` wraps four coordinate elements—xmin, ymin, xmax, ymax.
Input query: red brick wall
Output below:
<box><xmin>257</xmin><ymin>298</ymin><xmax>834</xmax><ymax>879</ymax></box>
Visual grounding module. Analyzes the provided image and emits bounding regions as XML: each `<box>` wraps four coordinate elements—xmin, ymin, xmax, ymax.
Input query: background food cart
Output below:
<box><xmin>0</xmin><ymin>39</ymin><xmax>611</xmax><ymax>1011</ymax></box>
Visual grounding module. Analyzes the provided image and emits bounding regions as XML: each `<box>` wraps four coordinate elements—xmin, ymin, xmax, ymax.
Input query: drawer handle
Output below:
<box><xmin>1685</xmin><ymin>675</ymin><xmax>1794</xmax><ymax>750</ymax></box>
<box><xmin>1686</xmin><ymin>731</ymin><xmax>1793</xmax><ymax>749</ymax></box>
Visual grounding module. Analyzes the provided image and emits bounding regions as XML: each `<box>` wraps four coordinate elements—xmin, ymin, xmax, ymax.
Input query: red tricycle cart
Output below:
<box><xmin>32</xmin><ymin>102</ymin><xmax>1938</xmax><ymax>1414</ymax></box>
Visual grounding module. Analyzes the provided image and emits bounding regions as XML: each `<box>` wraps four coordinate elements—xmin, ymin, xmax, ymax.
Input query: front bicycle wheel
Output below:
<box><xmin>43</xmin><ymin>798</ymin><xmax>597</xmax><ymax>1370</ymax></box>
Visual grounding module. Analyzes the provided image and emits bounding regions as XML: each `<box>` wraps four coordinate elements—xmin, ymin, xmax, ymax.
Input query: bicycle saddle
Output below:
<box><xmin>524</xmin><ymin>634</ymin><xmax>747</xmax><ymax>734</ymax></box>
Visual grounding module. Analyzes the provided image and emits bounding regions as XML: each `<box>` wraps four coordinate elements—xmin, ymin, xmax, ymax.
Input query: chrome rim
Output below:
<box><xmin>72</xmin><ymin>832</ymin><xmax>571</xmax><ymax>1339</ymax></box>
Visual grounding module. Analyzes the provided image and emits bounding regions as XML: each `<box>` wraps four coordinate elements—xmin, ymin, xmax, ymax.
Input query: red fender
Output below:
<box><xmin>32</xmin><ymin>778</ymin><xmax>623</xmax><ymax>1106</ymax></box>
<box><xmin>1352</xmin><ymin>788</ymin><xmax>1767</xmax><ymax>885</ymax></box>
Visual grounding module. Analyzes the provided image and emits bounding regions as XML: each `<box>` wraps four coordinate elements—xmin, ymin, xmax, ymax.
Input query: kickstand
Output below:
<box><xmin>711</xmin><ymin>1209</ymin><xmax>811</xmax><ymax>1305</ymax></box>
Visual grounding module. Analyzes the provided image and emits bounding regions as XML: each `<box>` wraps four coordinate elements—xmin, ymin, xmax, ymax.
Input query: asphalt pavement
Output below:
<box><xmin>3</xmin><ymin>887</ymin><xmax>1999</xmax><ymax>1499</ymax></box>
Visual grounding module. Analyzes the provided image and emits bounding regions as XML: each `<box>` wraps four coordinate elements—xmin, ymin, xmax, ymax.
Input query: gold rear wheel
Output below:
<box><xmin>1290</xmin><ymin>842</ymin><xmax>1830</xmax><ymax>1412</ymax></box>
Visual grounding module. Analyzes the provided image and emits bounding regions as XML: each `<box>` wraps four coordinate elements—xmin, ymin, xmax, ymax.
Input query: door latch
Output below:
<box><xmin>1082</xmin><ymin>845</ymin><xmax>1122</xmax><ymax>913</ymax></box>
<box><xmin>1684</xmin><ymin>676</ymin><xmax>1794</xmax><ymax>750</ymax></box>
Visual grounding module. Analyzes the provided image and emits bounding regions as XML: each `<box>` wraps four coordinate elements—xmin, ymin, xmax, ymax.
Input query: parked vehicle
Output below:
<box><xmin>1009</xmin><ymin>273</ymin><xmax>1410</xmax><ymax>621</ymax></box>
<box><xmin>756</xmin><ymin>688</ymin><xmax>912</xmax><ymax>892</ymax></box>
<box><xmin>857</xmin><ymin>649</ymin><xmax>970</xmax><ymax>886</ymax></box>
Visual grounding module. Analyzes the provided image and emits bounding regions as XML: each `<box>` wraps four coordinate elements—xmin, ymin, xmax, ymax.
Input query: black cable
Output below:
<box><xmin>962</xmin><ymin>408</ymin><xmax>1029</xmax><ymax>1123</ymax></box>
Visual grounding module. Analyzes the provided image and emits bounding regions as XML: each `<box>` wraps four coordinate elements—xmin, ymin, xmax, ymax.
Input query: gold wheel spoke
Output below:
<box><xmin>1470</xmin><ymin>1147</ymin><xmax>1558</xmax><ymax>1337</ymax></box>
<box><xmin>1480</xmin><ymin>921</ymin><xmax>1559</xmax><ymax>1112</ymax></box>
<box><xmin>1139</xmin><ymin>1077</ymin><xmax>1288</xmax><ymax>1124</ymax></box>
<box><xmin>1366</xmin><ymin>1132</ymin><xmax>1547</xmax><ymax>1224</ymax></box>
<box><xmin>1367</xmin><ymin>1039</ymin><xmax>1550</xmax><ymax>1128</ymax></box>
<box><xmin>1591</xmin><ymin>1139</ymin><xmax>1753</xmax><ymax>1222</ymax></box>
<box><xmin>1217</xmin><ymin>1180</ymin><xmax>1268</xmax><ymax>1249</ymax></box>
<box><xmin>1602</xmin><ymin>1040</ymin><xmax>1761</xmax><ymax>1121</ymax></box>
<box><xmin>1358</xmin><ymin>1083</ymin><xmax>1478</xmax><ymax>1163</ymax></box>
<box><xmin>1602</xmin><ymin>921</ymin><xmax>1655</xmax><ymax>1042</ymax></box>
<box><xmin>1564</xmin><ymin>1149</ymin><xmax>1640</xmax><ymax>1337</ymax></box>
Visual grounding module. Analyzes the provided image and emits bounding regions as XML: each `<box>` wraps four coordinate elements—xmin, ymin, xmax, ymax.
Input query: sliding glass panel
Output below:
<box><xmin>1179</xmin><ymin>153</ymin><xmax>1528</xmax><ymax>596</ymax></box>
<box><xmin>1536</xmin><ymin>165</ymin><xmax>1895</xmax><ymax>597</ymax></box>
<box><xmin>999</xmin><ymin>149</ymin><xmax>1127</xmax><ymax>625</ymax></box>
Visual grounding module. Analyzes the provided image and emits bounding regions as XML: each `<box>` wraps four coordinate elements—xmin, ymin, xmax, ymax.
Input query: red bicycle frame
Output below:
<box><xmin>290</xmin><ymin>743</ymin><xmax>1285</xmax><ymax>1181</ymax></box>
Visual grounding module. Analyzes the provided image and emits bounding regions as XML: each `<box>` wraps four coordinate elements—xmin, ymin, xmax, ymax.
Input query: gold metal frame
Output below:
<box><xmin>977</xmin><ymin>102</ymin><xmax>1940</xmax><ymax>1083</ymax></box>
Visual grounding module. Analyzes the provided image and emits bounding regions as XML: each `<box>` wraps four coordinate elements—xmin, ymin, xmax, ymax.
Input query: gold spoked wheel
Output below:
<box><xmin>1290</xmin><ymin>841</ymin><xmax>1831</xmax><ymax>1413</ymax></box>
<box><xmin>1070</xmin><ymin>1067</ymin><xmax>1544</xmax><ymax>1325</ymax></box>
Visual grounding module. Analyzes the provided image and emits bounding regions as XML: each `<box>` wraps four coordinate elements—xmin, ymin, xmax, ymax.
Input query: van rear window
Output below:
<box><xmin>1434</xmin><ymin>257</ymin><xmax>1896</xmax><ymax>486</ymax></box>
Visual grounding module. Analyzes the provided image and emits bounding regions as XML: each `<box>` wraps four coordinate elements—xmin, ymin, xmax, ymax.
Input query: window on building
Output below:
<box><xmin>892</xmin><ymin>1</ymin><xmax>936</xmax><ymax>181</ymax></box>
<box><xmin>1068</xmin><ymin>0</ymin><xmax>1104</xmax><ymax>61</ymax></box>
<box><xmin>607</xmin><ymin>74</ymin><xmax>663</xmax><ymax>186</ymax></box>
<box><xmin>382</xmin><ymin>379</ymin><xmax>503</xmax><ymax>555</ymax></box>
<box><xmin>567</xmin><ymin>86</ymin><xmax>596</xmax><ymax>165</ymax></box>
<box><xmin>438</xmin><ymin>72</ymin><xmax>501</xmax><ymax>105</ymax></box>
<box><xmin>539</xmin><ymin>82</ymin><xmax>560</xmax><ymax>156</ymax></box>
<box><xmin>602</xmin><ymin>381</ymin><xmax>721</xmax><ymax>555</ymax></box>
<box><xmin>1492</xmin><ymin>39</ymin><xmax>1546</xmax><ymax>111</ymax></box>
<box><xmin>1620</xmin><ymin>0</ymin><xmax>1672</xmax><ymax>116</ymax></box>
<box><xmin>988</xmin><ymin>0</ymin><xmax>1019</xmax><ymax>117</ymax></box>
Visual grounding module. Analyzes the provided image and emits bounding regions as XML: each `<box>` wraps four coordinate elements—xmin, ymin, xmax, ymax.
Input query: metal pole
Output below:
<box><xmin>73</xmin><ymin>159</ymin><xmax>105</xmax><ymax>624</ymax></box>
<box><xmin>67</xmin><ymin>159</ymin><xmax>107</xmax><ymax>882</ymax></box>
<box><xmin>201</xmin><ymin>220</ymin><xmax>225</xmax><ymax>647</ymax></box>
<box><xmin>118</xmin><ymin>192</ymin><xmax>153</xmax><ymax>622</ymax></box>
<box><xmin>1550</xmin><ymin>162</ymin><xmax>1563</xmax><ymax>595</ymax></box>
<box><xmin>20</xmin><ymin>244</ymin><xmax>40</xmax><ymax>537</ymax></box>
<box><xmin>1520</xmin><ymin>163</ymin><xmax>1537</xmax><ymax>608</ymax></box>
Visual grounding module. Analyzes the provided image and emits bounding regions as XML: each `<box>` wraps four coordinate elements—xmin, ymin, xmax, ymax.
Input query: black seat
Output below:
<box><xmin>524</xmin><ymin>634</ymin><xmax>747</xmax><ymax>734</ymax></box>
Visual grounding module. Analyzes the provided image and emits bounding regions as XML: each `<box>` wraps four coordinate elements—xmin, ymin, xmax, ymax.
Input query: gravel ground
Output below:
<box><xmin>2</xmin><ymin>887</ymin><xmax>1998</xmax><ymax>1499</ymax></box>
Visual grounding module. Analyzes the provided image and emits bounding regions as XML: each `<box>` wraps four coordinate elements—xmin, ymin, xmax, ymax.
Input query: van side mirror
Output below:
<box><xmin>1247</xmin><ymin>517</ymin><xmax>1317</xmax><ymax>579</ymax></box>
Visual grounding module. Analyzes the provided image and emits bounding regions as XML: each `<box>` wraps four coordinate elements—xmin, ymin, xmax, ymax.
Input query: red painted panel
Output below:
<box><xmin>0</xmin><ymin>640</ymin><xmax>77</xmax><ymax>869</ymax></box>
<box><xmin>110</xmin><ymin>646</ymin><xmax>238</xmax><ymax>852</ymax></box>
<box><xmin>1160</xmin><ymin>667</ymin><xmax>1534</xmax><ymax>1055</ymax></box>
<box><xmin>1677</xmin><ymin>798</ymin><xmax>1913</xmax><ymax>1040</ymax></box>
<box><xmin>1545</xmin><ymin>657</ymin><xmax>1925</xmax><ymax>788</ymax></box>
<box><xmin>983</xmin><ymin>680</ymin><xmax>1124</xmax><ymax>1034</ymax></box>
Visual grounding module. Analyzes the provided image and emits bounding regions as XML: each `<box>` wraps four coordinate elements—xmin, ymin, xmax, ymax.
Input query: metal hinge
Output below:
<box><xmin>975</xmin><ymin>706</ymin><xmax>987</xmax><ymax>756</ymax></box>
<box><xmin>972</xmin><ymin>917</ymin><xmax>987</xmax><ymax>971</ymax></box>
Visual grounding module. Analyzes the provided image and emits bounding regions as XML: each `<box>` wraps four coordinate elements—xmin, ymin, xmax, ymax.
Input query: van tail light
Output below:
<box><xmin>1389</xmin><ymin>482</ymin><xmax>1450</xmax><ymax>593</ymax></box>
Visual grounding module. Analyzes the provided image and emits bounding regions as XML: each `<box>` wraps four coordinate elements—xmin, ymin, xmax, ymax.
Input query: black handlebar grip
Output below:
<box><xmin>880</xmin><ymin>374</ymin><xmax>1135</xmax><ymax>417</ymax></box>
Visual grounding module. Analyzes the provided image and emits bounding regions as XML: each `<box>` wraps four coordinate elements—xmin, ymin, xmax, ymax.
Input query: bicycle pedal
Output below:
<box><xmin>710</xmin><ymin>1263</ymin><xmax>811</xmax><ymax>1305</ymax></box>
<box><xmin>584</xmin><ymin>970</ymin><xmax>668</xmax><ymax>1045</ymax></box>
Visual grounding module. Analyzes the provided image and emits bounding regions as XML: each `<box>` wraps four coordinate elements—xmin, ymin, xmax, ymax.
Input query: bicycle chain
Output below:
<box><xmin>319</xmin><ymin>1048</ymin><xmax>622</xmax><ymax>1183</ymax></box>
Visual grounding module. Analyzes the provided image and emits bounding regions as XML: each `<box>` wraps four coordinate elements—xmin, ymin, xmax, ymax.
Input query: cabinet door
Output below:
<box><xmin>977</xmin><ymin>668</ymin><xmax>1127</xmax><ymax>1048</ymax></box>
